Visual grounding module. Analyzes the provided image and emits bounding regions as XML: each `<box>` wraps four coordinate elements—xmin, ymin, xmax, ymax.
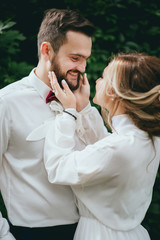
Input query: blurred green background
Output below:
<box><xmin>0</xmin><ymin>0</ymin><xmax>160</xmax><ymax>239</ymax></box>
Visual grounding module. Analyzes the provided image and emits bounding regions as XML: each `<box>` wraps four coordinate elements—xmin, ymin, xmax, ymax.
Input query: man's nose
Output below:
<box><xmin>76</xmin><ymin>61</ymin><xmax>86</xmax><ymax>73</ymax></box>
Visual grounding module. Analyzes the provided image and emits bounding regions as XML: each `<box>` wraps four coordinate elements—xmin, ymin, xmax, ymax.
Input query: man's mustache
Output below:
<box><xmin>67</xmin><ymin>70</ymin><xmax>82</xmax><ymax>75</ymax></box>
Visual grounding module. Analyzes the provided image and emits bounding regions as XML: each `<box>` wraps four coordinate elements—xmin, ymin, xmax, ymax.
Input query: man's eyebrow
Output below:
<box><xmin>69</xmin><ymin>53</ymin><xmax>91</xmax><ymax>59</ymax></box>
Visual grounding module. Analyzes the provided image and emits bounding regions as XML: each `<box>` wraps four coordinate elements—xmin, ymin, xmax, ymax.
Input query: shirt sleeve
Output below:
<box><xmin>0</xmin><ymin>99</ymin><xmax>13</xmax><ymax>239</ymax></box>
<box><xmin>0</xmin><ymin>98</ymin><xmax>10</xmax><ymax>167</ymax></box>
<box><xmin>44</xmin><ymin>111</ymin><xmax>115</xmax><ymax>186</ymax></box>
<box><xmin>74</xmin><ymin>103</ymin><xmax>109</xmax><ymax>145</ymax></box>
<box><xmin>0</xmin><ymin>213</ymin><xmax>15</xmax><ymax>240</ymax></box>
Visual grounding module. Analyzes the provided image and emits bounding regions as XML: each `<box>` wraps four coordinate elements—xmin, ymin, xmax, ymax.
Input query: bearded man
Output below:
<box><xmin>0</xmin><ymin>8</ymin><xmax>107</xmax><ymax>240</ymax></box>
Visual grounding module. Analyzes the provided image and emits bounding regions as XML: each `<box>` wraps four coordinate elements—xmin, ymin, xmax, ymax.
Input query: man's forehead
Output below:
<box><xmin>57</xmin><ymin>30</ymin><xmax>92</xmax><ymax>58</ymax></box>
<box><xmin>59</xmin><ymin>43</ymin><xmax>92</xmax><ymax>59</ymax></box>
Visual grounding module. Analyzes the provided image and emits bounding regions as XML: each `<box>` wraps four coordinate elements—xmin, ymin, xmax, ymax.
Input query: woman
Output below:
<box><xmin>44</xmin><ymin>52</ymin><xmax>160</xmax><ymax>239</ymax></box>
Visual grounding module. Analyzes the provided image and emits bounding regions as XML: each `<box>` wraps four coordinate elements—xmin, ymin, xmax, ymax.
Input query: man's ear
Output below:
<box><xmin>40</xmin><ymin>42</ymin><xmax>54</xmax><ymax>60</ymax></box>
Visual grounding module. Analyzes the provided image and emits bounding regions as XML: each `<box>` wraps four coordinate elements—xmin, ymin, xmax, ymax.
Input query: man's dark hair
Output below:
<box><xmin>37</xmin><ymin>8</ymin><xmax>95</xmax><ymax>57</ymax></box>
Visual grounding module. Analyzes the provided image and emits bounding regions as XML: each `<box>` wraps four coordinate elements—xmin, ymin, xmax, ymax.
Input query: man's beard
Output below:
<box><xmin>51</xmin><ymin>57</ymin><xmax>81</xmax><ymax>91</ymax></box>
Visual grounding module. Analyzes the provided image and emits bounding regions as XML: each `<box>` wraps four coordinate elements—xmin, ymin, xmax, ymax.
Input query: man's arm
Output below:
<box><xmin>0</xmin><ymin>213</ymin><xmax>16</xmax><ymax>240</ymax></box>
<box><xmin>0</xmin><ymin>98</ymin><xmax>16</xmax><ymax>240</ymax></box>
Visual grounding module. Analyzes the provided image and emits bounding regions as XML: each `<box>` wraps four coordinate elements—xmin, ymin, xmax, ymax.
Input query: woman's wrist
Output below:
<box><xmin>76</xmin><ymin>100</ymin><xmax>89</xmax><ymax>112</ymax></box>
<box><xmin>63</xmin><ymin>104</ymin><xmax>76</xmax><ymax>109</ymax></box>
<box><xmin>63</xmin><ymin>110</ymin><xmax>77</xmax><ymax>120</ymax></box>
<box><xmin>63</xmin><ymin>108</ymin><xmax>77</xmax><ymax>120</ymax></box>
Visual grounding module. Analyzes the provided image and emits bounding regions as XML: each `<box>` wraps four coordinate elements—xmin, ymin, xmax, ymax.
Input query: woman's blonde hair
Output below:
<box><xmin>102</xmin><ymin>52</ymin><xmax>160</xmax><ymax>137</ymax></box>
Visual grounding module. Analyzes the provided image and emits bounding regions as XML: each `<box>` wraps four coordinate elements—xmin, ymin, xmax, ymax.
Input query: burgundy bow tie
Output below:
<box><xmin>46</xmin><ymin>90</ymin><xmax>57</xmax><ymax>103</ymax></box>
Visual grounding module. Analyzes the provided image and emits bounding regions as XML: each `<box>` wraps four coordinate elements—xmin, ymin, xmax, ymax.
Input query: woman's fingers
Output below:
<box><xmin>83</xmin><ymin>73</ymin><xmax>89</xmax><ymax>86</ymax></box>
<box><xmin>61</xmin><ymin>79</ymin><xmax>73</xmax><ymax>96</ymax></box>
<box><xmin>48</xmin><ymin>71</ymin><xmax>76</xmax><ymax>109</ymax></box>
<box><xmin>48</xmin><ymin>71</ymin><xmax>57</xmax><ymax>91</ymax></box>
<box><xmin>48</xmin><ymin>71</ymin><xmax>64</xmax><ymax>96</ymax></box>
<box><xmin>48</xmin><ymin>71</ymin><xmax>56</xmax><ymax>90</ymax></box>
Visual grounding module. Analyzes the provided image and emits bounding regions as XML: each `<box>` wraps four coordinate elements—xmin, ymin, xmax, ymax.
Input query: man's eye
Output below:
<box><xmin>72</xmin><ymin>57</ymin><xmax>78</xmax><ymax>61</ymax></box>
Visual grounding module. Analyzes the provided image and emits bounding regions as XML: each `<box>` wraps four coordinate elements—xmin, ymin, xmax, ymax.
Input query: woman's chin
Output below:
<box><xmin>93</xmin><ymin>97</ymin><xmax>96</xmax><ymax>104</ymax></box>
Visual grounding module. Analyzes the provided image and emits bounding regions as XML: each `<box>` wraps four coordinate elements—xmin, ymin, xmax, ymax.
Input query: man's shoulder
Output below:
<box><xmin>0</xmin><ymin>74</ymin><xmax>33</xmax><ymax>100</ymax></box>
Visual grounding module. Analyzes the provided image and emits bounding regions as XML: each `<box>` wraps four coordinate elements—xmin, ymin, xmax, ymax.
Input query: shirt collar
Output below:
<box><xmin>29</xmin><ymin>68</ymin><xmax>51</xmax><ymax>102</ymax></box>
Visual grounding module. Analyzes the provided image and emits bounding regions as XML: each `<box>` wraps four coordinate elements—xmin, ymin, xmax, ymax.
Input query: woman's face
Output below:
<box><xmin>93</xmin><ymin>66</ymin><xmax>113</xmax><ymax>110</ymax></box>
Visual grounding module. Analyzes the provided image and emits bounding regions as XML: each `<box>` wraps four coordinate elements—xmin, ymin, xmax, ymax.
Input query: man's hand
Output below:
<box><xmin>73</xmin><ymin>73</ymin><xmax>90</xmax><ymax>112</ymax></box>
<box><xmin>48</xmin><ymin>71</ymin><xmax>76</xmax><ymax>109</ymax></box>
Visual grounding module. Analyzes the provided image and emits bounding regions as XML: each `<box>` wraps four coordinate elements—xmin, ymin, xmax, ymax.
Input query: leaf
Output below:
<box><xmin>0</xmin><ymin>21</ymin><xmax>16</xmax><ymax>34</ymax></box>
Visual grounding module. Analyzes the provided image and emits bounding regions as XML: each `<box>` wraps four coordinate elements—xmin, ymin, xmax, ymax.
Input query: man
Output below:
<box><xmin>0</xmin><ymin>8</ymin><xmax>107</xmax><ymax>240</ymax></box>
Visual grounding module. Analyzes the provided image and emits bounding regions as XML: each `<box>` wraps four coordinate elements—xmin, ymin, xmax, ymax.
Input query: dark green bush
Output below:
<box><xmin>0</xmin><ymin>20</ymin><xmax>33</xmax><ymax>88</ymax></box>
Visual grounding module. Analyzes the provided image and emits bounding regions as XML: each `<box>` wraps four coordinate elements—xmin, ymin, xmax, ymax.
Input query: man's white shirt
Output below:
<box><xmin>0</xmin><ymin>69</ymin><xmax>108</xmax><ymax>239</ymax></box>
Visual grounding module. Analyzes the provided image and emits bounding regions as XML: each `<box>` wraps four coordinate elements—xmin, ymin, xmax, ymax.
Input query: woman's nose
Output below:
<box><xmin>96</xmin><ymin>78</ymin><xmax>101</xmax><ymax>84</ymax></box>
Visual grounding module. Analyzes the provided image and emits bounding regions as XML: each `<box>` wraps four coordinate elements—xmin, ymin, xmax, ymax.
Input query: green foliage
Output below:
<box><xmin>142</xmin><ymin>171</ymin><xmax>160</xmax><ymax>240</ymax></box>
<box><xmin>0</xmin><ymin>21</ymin><xmax>15</xmax><ymax>33</ymax></box>
<box><xmin>0</xmin><ymin>21</ymin><xmax>25</xmax><ymax>56</ymax></box>
<box><xmin>0</xmin><ymin>61</ymin><xmax>34</xmax><ymax>87</ymax></box>
<box><xmin>0</xmin><ymin>192</ymin><xmax>7</xmax><ymax>219</ymax></box>
<box><xmin>0</xmin><ymin>20</ymin><xmax>33</xmax><ymax>88</ymax></box>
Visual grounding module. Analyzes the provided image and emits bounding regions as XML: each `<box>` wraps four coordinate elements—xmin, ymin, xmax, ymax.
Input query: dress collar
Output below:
<box><xmin>112</xmin><ymin>114</ymin><xmax>134</xmax><ymax>130</ymax></box>
<box><xmin>112</xmin><ymin>114</ymin><xmax>148</xmax><ymax>138</ymax></box>
<box><xmin>29</xmin><ymin>68</ymin><xmax>51</xmax><ymax>101</ymax></box>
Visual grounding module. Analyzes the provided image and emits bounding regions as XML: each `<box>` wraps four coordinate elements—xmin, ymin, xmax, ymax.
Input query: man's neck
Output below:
<box><xmin>35</xmin><ymin>61</ymin><xmax>51</xmax><ymax>87</ymax></box>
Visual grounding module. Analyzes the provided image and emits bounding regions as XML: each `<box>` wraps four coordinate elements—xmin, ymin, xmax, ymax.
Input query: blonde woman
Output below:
<box><xmin>44</xmin><ymin>52</ymin><xmax>160</xmax><ymax>239</ymax></box>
